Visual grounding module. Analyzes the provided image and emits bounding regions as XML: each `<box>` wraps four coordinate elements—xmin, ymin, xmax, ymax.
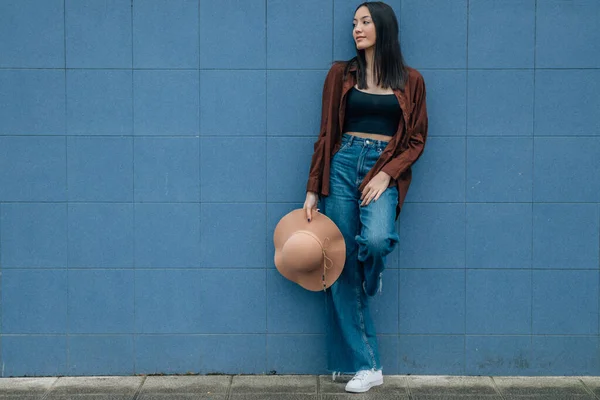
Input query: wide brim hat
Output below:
<box><xmin>273</xmin><ymin>209</ymin><xmax>346</xmax><ymax>291</ymax></box>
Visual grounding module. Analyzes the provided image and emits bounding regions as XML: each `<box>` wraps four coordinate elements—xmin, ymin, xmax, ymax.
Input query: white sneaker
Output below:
<box><xmin>344</xmin><ymin>369</ymin><xmax>383</xmax><ymax>393</ymax></box>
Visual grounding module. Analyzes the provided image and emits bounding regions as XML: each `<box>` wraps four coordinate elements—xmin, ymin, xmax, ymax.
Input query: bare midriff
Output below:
<box><xmin>345</xmin><ymin>131</ymin><xmax>392</xmax><ymax>142</ymax></box>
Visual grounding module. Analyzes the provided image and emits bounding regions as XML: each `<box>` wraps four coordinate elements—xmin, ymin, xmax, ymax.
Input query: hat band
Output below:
<box><xmin>293</xmin><ymin>230</ymin><xmax>333</xmax><ymax>291</ymax></box>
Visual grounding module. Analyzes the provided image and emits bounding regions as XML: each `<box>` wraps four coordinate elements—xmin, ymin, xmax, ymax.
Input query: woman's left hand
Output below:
<box><xmin>360</xmin><ymin>171</ymin><xmax>391</xmax><ymax>207</ymax></box>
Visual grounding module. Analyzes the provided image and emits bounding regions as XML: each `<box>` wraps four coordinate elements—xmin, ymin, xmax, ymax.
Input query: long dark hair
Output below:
<box><xmin>345</xmin><ymin>1</ymin><xmax>408</xmax><ymax>90</ymax></box>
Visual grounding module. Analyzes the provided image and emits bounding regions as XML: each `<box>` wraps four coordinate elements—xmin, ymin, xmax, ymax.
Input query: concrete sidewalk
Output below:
<box><xmin>1</xmin><ymin>375</ymin><xmax>600</xmax><ymax>399</ymax></box>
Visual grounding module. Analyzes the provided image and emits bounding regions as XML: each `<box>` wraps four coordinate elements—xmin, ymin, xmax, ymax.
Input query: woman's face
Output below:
<box><xmin>353</xmin><ymin>6</ymin><xmax>376</xmax><ymax>50</ymax></box>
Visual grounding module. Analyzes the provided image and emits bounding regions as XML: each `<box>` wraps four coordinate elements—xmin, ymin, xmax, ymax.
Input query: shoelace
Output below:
<box><xmin>350</xmin><ymin>370</ymin><xmax>372</xmax><ymax>382</ymax></box>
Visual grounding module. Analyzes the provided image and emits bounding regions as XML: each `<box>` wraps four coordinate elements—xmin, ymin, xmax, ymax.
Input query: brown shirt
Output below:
<box><xmin>306</xmin><ymin>61</ymin><xmax>429</xmax><ymax>218</ymax></box>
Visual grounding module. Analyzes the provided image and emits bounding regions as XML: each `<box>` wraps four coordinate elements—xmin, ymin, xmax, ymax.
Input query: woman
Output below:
<box><xmin>303</xmin><ymin>1</ymin><xmax>428</xmax><ymax>393</ymax></box>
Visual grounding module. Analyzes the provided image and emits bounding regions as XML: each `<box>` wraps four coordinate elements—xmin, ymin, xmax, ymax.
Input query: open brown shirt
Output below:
<box><xmin>306</xmin><ymin>61</ymin><xmax>429</xmax><ymax>218</ymax></box>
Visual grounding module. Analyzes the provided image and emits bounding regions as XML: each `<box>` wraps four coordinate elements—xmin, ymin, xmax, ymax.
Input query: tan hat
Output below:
<box><xmin>273</xmin><ymin>209</ymin><xmax>346</xmax><ymax>291</ymax></box>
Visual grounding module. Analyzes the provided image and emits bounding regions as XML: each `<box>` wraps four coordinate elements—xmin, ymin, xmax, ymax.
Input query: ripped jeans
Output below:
<box><xmin>321</xmin><ymin>133</ymin><xmax>400</xmax><ymax>374</ymax></box>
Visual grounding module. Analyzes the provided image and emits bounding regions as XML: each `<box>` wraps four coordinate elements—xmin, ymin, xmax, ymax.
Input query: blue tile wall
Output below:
<box><xmin>267</xmin><ymin>70</ymin><xmax>328</xmax><ymax>136</ymax></box>
<box><xmin>134</xmin><ymin>137</ymin><xmax>200</xmax><ymax>202</ymax></box>
<box><xmin>66</xmin><ymin>70</ymin><xmax>133</xmax><ymax>136</ymax></box>
<box><xmin>200</xmin><ymin>137</ymin><xmax>266</xmax><ymax>202</ymax></box>
<box><xmin>399</xmin><ymin>335</ymin><xmax>465</xmax><ymax>375</ymax></box>
<box><xmin>466</xmin><ymin>270</ymin><xmax>531</xmax><ymax>335</ymax></box>
<box><xmin>200</xmin><ymin>203</ymin><xmax>266</xmax><ymax>268</ymax></box>
<box><xmin>0</xmin><ymin>70</ymin><xmax>65</xmax><ymax>135</ymax></box>
<box><xmin>266</xmin><ymin>270</ymin><xmax>326</xmax><ymax>334</ymax></box>
<box><xmin>533</xmin><ymin>137</ymin><xmax>600</xmax><ymax>202</ymax></box>
<box><xmin>467</xmin><ymin>137</ymin><xmax>533</xmax><ymax>202</ymax></box>
<box><xmin>1</xmin><ymin>203</ymin><xmax>67</xmax><ymax>268</ymax></box>
<box><xmin>267</xmin><ymin>0</ymin><xmax>333</xmax><ymax>69</ymax></box>
<box><xmin>133</xmin><ymin>0</ymin><xmax>199</xmax><ymax>69</ymax></box>
<box><xmin>133</xmin><ymin>70</ymin><xmax>199</xmax><ymax>136</ymax></box>
<box><xmin>468</xmin><ymin>0</ymin><xmax>535</xmax><ymax>68</ymax></box>
<box><xmin>68</xmin><ymin>270</ymin><xmax>135</xmax><ymax>334</ymax></box>
<box><xmin>399</xmin><ymin>269</ymin><xmax>465</xmax><ymax>334</ymax></box>
<box><xmin>135</xmin><ymin>269</ymin><xmax>266</xmax><ymax>334</ymax></box>
<box><xmin>134</xmin><ymin>204</ymin><xmax>200</xmax><ymax>268</ymax></box>
<box><xmin>67</xmin><ymin>136</ymin><xmax>133</xmax><ymax>202</ymax></box>
<box><xmin>2</xmin><ymin>270</ymin><xmax>67</xmax><ymax>334</ymax></box>
<box><xmin>2</xmin><ymin>0</ymin><xmax>600</xmax><ymax>376</ymax></box>
<box><xmin>419</xmin><ymin>70</ymin><xmax>466</xmax><ymax>137</ymax></box>
<box><xmin>536</xmin><ymin>0</ymin><xmax>600</xmax><ymax>68</ymax></box>
<box><xmin>466</xmin><ymin>203</ymin><xmax>532</xmax><ymax>269</ymax></box>
<box><xmin>467</xmin><ymin>70</ymin><xmax>534</xmax><ymax>136</ymax></box>
<box><xmin>533</xmin><ymin>203</ymin><xmax>600</xmax><ymax>270</ymax></box>
<box><xmin>406</xmin><ymin>137</ymin><xmax>466</xmax><ymax>203</ymax></box>
<box><xmin>68</xmin><ymin>204</ymin><xmax>134</xmax><ymax>268</ymax></box>
<box><xmin>267</xmin><ymin>137</ymin><xmax>315</xmax><ymax>202</ymax></box>
<box><xmin>534</xmin><ymin>70</ymin><xmax>600</xmax><ymax>137</ymax></box>
<box><xmin>378</xmin><ymin>335</ymin><xmax>400</xmax><ymax>375</ymax></box>
<box><xmin>0</xmin><ymin>136</ymin><xmax>67</xmax><ymax>202</ymax></box>
<box><xmin>200</xmin><ymin>70</ymin><xmax>266</xmax><ymax>136</ymax></box>
<box><xmin>135</xmin><ymin>270</ymin><xmax>205</xmax><ymax>334</ymax></box>
<box><xmin>400</xmin><ymin>0</ymin><xmax>467</xmax><ymax>69</ymax></box>
<box><xmin>68</xmin><ymin>336</ymin><xmax>134</xmax><ymax>376</ymax></box>
<box><xmin>199</xmin><ymin>0</ymin><xmax>266</xmax><ymax>69</ymax></box>
<box><xmin>466</xmin><ymin>336</ymin><xmax>533</xmax><ymax>376</ymax></box>
<box><xmin>532</xmin><ymin>270</ymin><xmax>599</xmax><ymax>335</ymax></box>
<box><xmin>1</xmin><ymin>336</ymin><xmax>67</xmax><ymax>377</ymax></box>
<box><xmin>136</xmin><ymin>335</ymin><xmax>266</xmax><ymax>374</ymax></box>
<box><xmin>267</xmin><ymin>335</ymin><xmax>327</xmax><ymax>374</ymax></box>
<box><xmin>398</xmin><ymin>203</ymin><xmax>466</xmax><ymax>269</ymax></box>
<box><xmin>531</xmin><ymin>336</ymin><xmax>600</xmax><ymax>376</ymax></box>
<box><xmin>0</xmin><ymin>0</ymin><xmax>64</xmax><ymax>68</ymax></box>
<box><xmin>65</xmin><ymin>0</ymin><xmax>132</xmax><ymax>68</ymax></box>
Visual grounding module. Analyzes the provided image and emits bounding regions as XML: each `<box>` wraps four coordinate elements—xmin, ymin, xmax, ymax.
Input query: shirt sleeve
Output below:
<box><xmin>381</xmin><ymin>73</ymin><xmax>428</xmax><ymax>181</ymax></box>
<box><xmin>306</xmin><ymin>63</ymin><xmax>342</xmax><ymax>193</ymax></box>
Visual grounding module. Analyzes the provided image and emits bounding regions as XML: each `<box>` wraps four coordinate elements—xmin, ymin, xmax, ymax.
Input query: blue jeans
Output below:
<box><xmin>322</xmin><ymin>133</ymin><xmax>399</xmax><ymax>374</ymax></box>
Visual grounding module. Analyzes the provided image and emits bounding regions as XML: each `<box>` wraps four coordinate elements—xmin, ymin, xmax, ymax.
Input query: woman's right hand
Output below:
<box><xmin>303</xmin><ymin>191</ymin><xmax>319</xmax><ymax>222</ymax></box>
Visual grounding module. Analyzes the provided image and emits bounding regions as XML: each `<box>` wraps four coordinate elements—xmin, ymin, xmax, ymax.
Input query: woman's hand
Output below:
<box><xmin>361</xmin><ymin>171</ymin><xmax>391</xmax><ymax>207</ymax></box>
<box><xmin>303</xmin><ymin>191</ymin><xmax>319</xmax><ymax>222</ymax></box>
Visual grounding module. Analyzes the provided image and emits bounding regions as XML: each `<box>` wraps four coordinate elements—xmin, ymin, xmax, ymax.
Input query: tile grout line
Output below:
<box><xmin>531</xmin><ymin>0</ymin><xmax>537</xmax><ymax>359</ymax></box>
<box><xmin>130</xmin><ymin>0</ymin><xmax>137</xmax><ymax>376</ymax></box>
<box><xmin>464</xmin><ymin>0</ymin><xmax>470</xmax><ymax>375</ymax></box>
<box><xmin>63</xmin><ymin>0</ymin><xmax>71</xmax><ymax>375</ymax></box>
<box><xmin>264</xmin><ymin>0</ymin><xmax>269</xmax><ymax>373</ymax></box>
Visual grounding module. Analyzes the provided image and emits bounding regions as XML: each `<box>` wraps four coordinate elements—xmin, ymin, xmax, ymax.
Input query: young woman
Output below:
<box><xmin>303</xmin><ymin>1</ymin><xmax>428</xmax><ymax>393</ymax></box>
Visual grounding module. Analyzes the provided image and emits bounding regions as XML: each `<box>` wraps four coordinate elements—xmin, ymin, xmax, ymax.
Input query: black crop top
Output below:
<box><xmin>342</xmin><ymin>87</ymin><xmax>401</xmax><ymax>136</ymax></box>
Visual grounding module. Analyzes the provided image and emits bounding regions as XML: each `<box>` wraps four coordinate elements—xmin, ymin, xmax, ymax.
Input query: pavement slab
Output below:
<box><xmin>321</xmin><ymin>394</ymin><xmax>410</xmax><ymax>400</ymax></box>
<box><xmin>319</xmin><ymin>375</ymin><xmax>409</xmax><ymax>395</ymax></box>
<box><xmin>407</xmin><ymin>376</ymin><xmax>498</xmax><ymax>396</ymax></box>
<box><xmin>493</xmin><ymin>376</ymin><xmax>590</xmax><ymax>396</ymax></box>
<box><xmin>51</xmin><ymin>377</ymin><xmax>142</xmax><ymax>395</ymax></box>
<box><xmin>230</xmin><ymin>395</ymin><xmax>317</xmax><ymax>400</ymax></box>
<box><xmin>0</xmin><ymin>377</ymin><xmax>57</xmax><ymax>394</ymax></box>
<box><xmin>140</xmin><ymin>376</ymin><xmax>230</xmax><ymax>394</ymax></box>
<box><xmin>139</xmin><ymin>394</ymin><xmax>227</xmax><ymax>400</ymax></box>
<box><xmin>580</xmin><ymin>376</ymin><xmax>600</xmax><ymax>397</ymax></box>
<box><xmin>230</xmin><ymin>375</ymin><xmax>317</xmax><ymax>394</ymax></box>
<box><xmin>45</xmin><ymin>395</ymin><xmax>134</xmax><ymax>400</ymax></box>
<box><xmin>411</xmin><ymin>396</ymin><xmax>502</xmax><ymax>400</ymax></box>
<box><xmin>502</xmin><ymin>396</ymin><xmax>595</xmax><ymax>400</ymax></box>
